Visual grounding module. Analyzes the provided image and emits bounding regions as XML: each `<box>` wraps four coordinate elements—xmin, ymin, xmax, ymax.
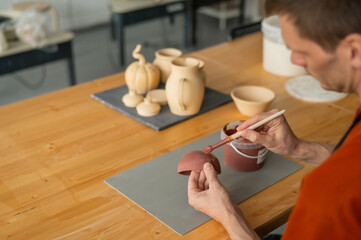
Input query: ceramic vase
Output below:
<box><xmin>165</xmin><ymin>57</ymin><xmax>205</xmax><ymax>116</ymax></box>
<box><xmin>153</xmin><ymin>48</ymin><xmax>182</xmax><ymax>83</ymax></box>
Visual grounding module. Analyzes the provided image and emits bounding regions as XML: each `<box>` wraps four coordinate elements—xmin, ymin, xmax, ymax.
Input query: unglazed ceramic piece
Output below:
<box><xmin>153</xmin><ymin>48</ymin><xmax>183</xmax><ymax>83</ymax></box>
<box><xmin>186</xmin><ymin>57</ymin><xmax>206</xmax><ymax>84</ymax></box>
<box><xmin>136</xmin><ymin>98</ymin><xmax>161</xmax><ymax>117</ymax></box>
<box><xmin>122</xmin><ymin>89</ymin><xmax>144</xmax><ymax>107</ymax></box>
<box><xmin>177</xmin><ymin>150</ymin><xmax>221</xmax><ymax>175</ymax></box>
<box><xmin>221</xmin><ymin>121</ymin><xmax>268</xmax><ymax>171</ymax></box>
<box><xmin>146</xmin><ymin>89</ymin><xmax>168</xmax><ymax>105</ymax></box>
<box><xmin>231</xmin><ymin>85</ymin><xmax>275</xmax><ymax>116</ymax></box>
<box><xmin>125</xmin><ymin>44</ymin><xmax>160</xmax><ymax>94</ymax></box>
<box><xmin>166</xmin><ymin>57</ymin><xmax>205</xmax><ymax>116</ymax></box>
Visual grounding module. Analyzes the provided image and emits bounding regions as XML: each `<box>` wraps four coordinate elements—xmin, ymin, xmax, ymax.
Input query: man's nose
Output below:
<box><xmin>290</xmin><ymin>51</ymin><xmax>307</xmax><ymax>67</ymax></box>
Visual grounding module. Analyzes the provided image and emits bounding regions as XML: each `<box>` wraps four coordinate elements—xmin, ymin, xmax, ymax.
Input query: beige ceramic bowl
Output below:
<box><xmin>231</xmin><ymin>85</ymin><xmax>275</xmax><ymax>116</ymax></box>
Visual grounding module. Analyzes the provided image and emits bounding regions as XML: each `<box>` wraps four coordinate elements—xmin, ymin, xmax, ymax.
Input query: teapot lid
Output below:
<box><xmin>136</xmin><ymin>98</ymin><xmax>161</xmax><ymax>117</ymax></box>
<box><xmin>122</xmin><ymin>90</ymin><xmax>144</xmax><ymax>107</ymax></box>
<box><xmin>146</xmin><ymin>89</ymin><xmax>167</xmax><ymax>105</ymax></box>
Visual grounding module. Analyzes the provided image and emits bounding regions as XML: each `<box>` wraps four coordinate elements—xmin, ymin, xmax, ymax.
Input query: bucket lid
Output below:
<box><xmin>261</xmin><ymin>15</ymin><xmax>285</xmax><ymax>44</ymax></box>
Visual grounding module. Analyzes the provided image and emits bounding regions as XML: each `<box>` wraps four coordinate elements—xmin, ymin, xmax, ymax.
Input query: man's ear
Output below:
<box><xmin>343</xmin><ymin>34</ymin><xmax>361</xmax><ymax>69</ymax></box>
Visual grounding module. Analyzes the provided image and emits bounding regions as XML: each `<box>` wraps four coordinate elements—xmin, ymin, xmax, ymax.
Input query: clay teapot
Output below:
<box><xmin>153</xmin><ymin>48</ymin><xmax>182</xmax><ymax>83</ymax></box>
<box><xmin>125</xmin><ymin>44</ymin><xmax>160</xmax><ymax>94</ymax></box>
<box><xmin>165</xmin><ymin>57</ymin><xmax>205</xmax><ymax>116</ymax></box>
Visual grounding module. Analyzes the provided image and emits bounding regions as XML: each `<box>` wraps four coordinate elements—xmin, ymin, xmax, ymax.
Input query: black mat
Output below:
<box><xmin>91</xmin><ymin>85</ymin><xmax>232</xmax><ymax>131</ymax></box>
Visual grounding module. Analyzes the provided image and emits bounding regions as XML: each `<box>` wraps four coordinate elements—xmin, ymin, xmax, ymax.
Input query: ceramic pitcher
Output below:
<box><xmin>153</xmin><ymin>48</ymin><xmax>182</xmax><ymax>83</ymax></box>
<box><xmin>165</xmin><ymin>57</ymin><xmax>205</xmax><ymax>116</ymax></box>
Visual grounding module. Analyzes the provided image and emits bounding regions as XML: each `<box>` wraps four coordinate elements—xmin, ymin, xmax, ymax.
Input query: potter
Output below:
<box><xmin>188</xmin><ymin>1</ymin><xmax>361</xmax><ymax>239</ymax></box>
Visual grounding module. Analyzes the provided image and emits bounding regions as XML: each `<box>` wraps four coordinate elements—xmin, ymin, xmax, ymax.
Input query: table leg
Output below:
<box><xmin>67</xmin><ymin>42</ymin><xmax>76</xmax><ymax>86</ymax></box>
<box><xmin>185</xmin><ymin>0</ymin><xmax>197</xmax><ymax>47</ymax></box>
<box><xmin>115</xmin><ymin>13</ymin><xmax>125</xmax><ymax>66</ymax></box>
<box><xmin>110</xmin><ymin>14</ymin><xmax>116</xmax><ymax>41</ymax></box>
<box><xmin>184</xmin><ymin>2</ymin><xmax>189</xmax><ymax>48</ymax></box>
<box><xmin>238</xmin><ymin>0</ymin><xmax>245</xmax><ymax>22</ymax></box>
<box><xmin>190</xmin><ymin>0</ymin><xmax>197</xmax><ymax>46</ymax></box>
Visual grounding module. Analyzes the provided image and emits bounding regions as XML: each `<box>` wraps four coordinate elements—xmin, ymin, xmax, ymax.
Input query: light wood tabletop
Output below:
<box><xmin>0</xmin><ymin>33</ymin><xmax>359</xmax><ymax>239</ymax></box>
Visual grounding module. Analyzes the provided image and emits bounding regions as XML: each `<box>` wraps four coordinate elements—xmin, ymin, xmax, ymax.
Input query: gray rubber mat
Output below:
<box><xmin>105</xmin><ymin>131</ymin><xmax>303</xmax><ymax>235</ymax></box>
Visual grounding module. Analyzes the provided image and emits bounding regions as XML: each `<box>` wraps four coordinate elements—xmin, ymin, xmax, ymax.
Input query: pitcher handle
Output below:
<box><xmin>198</xmin><ymin>59</ymin><xmax>205</xmax><ymax>69</ymax></box>
<box><xmin>178</xmin><ymin>78</ymin><xmax>186</xmax><ymax>111</ymax></box>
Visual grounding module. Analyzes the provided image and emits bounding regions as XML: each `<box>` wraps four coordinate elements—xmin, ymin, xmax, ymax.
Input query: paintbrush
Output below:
<box><xmin>203</xmin><ymin>110</ymin><xmax>286</xmax><ymax>154</ymax></box>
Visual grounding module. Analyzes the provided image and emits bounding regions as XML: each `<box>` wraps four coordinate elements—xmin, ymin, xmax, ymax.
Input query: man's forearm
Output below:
<box><xmin>290</xmin><ymin>140</ymin><xmax>335</xmax><ymax>166</ymax></box>
<box><xmin>222</xmin><ymin>204</ymin><xmax>261</xmax><ymax>240</ymax></box>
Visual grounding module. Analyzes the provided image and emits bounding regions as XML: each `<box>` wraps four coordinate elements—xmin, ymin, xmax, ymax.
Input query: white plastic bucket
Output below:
<box><xmin>262</xmin><ymin>15</ymin><xmax>306</xmax><ymax>76</ymax></box>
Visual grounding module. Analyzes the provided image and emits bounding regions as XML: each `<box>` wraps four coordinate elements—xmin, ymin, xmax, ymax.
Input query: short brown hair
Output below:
<box><xmin>265</xmin><ymin>0</ymin><xmax>361</xmax><ymax>52</ymax></box>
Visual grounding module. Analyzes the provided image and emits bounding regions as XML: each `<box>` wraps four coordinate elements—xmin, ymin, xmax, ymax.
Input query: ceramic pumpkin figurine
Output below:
<box><xmin>125</xmin><ymin>44</ymin><xmax>160</xmax><ymax>94</ymax></box>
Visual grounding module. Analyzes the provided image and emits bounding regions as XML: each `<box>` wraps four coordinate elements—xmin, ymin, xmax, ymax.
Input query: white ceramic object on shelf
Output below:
<box><xmin>0</xmin><ymin>30</ymin><xmax>8</xmax><ymax>52</ymax></box>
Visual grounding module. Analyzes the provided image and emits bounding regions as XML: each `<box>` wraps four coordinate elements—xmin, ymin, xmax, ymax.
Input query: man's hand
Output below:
<box><xmin>237</xmin><ymin>109</ymin><xmax>300</xmax><ymax>156</ymax></box>
<box><xmin>188</xmin><ymin>162</ymin><xmax>261</xmax><ymax>240</ymax></box>
<box><xmin>188</xmin><ymin>162</ymin><xmax>235</xmax><ymax>223</ymax></box>
<box><xmin>237</xmin><ymin>109</ymin><xmax>333</xmax><ymax>165</ymax></box>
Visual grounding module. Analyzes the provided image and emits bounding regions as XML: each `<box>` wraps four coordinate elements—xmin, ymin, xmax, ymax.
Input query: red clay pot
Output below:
<box><xmin>177</xmin><ymin>150</ymin><xmax>221</xmax><ymax>175</ymax></box>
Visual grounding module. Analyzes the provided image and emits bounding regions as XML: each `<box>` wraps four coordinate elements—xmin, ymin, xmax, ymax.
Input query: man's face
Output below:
<box><xmin>279</xmin><ymin>14</ymin><xmax>350</xmax><ymax>92</ymax></box>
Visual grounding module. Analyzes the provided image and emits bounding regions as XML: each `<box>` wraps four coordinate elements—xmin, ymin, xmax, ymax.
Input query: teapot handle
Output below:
<box><xmin>178</xmin><ymin>78</ymin><xmax>186</xmax><ymax>111</ymax></box>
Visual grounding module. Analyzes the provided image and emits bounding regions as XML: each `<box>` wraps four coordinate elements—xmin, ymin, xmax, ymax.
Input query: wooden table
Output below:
<box><xmin>109</xmin><ymin>0</ymin><xmax>186</xmax><ymax>66</ymax></box>
<box><xmin>0</xmin><ymin>33</ymin><xmax>358</xmax><ymax>239</ymax></box>
<box><xmin>0</xmin><ymin>31</ymin><xmax>76</xmax><ymax>86</ymax></box>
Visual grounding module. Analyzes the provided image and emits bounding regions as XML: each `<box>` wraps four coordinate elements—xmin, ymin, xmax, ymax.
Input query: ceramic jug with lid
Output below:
<box><xmin>165</xmin><ymin>57</ymin><xmax>205</xmax><ymax>116</ymax></box>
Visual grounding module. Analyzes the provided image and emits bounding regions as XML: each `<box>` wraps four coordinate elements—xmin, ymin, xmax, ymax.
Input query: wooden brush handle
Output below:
<box><xmin>230</xmin><ymin>110</ymin><xmax>286</xmax><ymax>140</ymax></box>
